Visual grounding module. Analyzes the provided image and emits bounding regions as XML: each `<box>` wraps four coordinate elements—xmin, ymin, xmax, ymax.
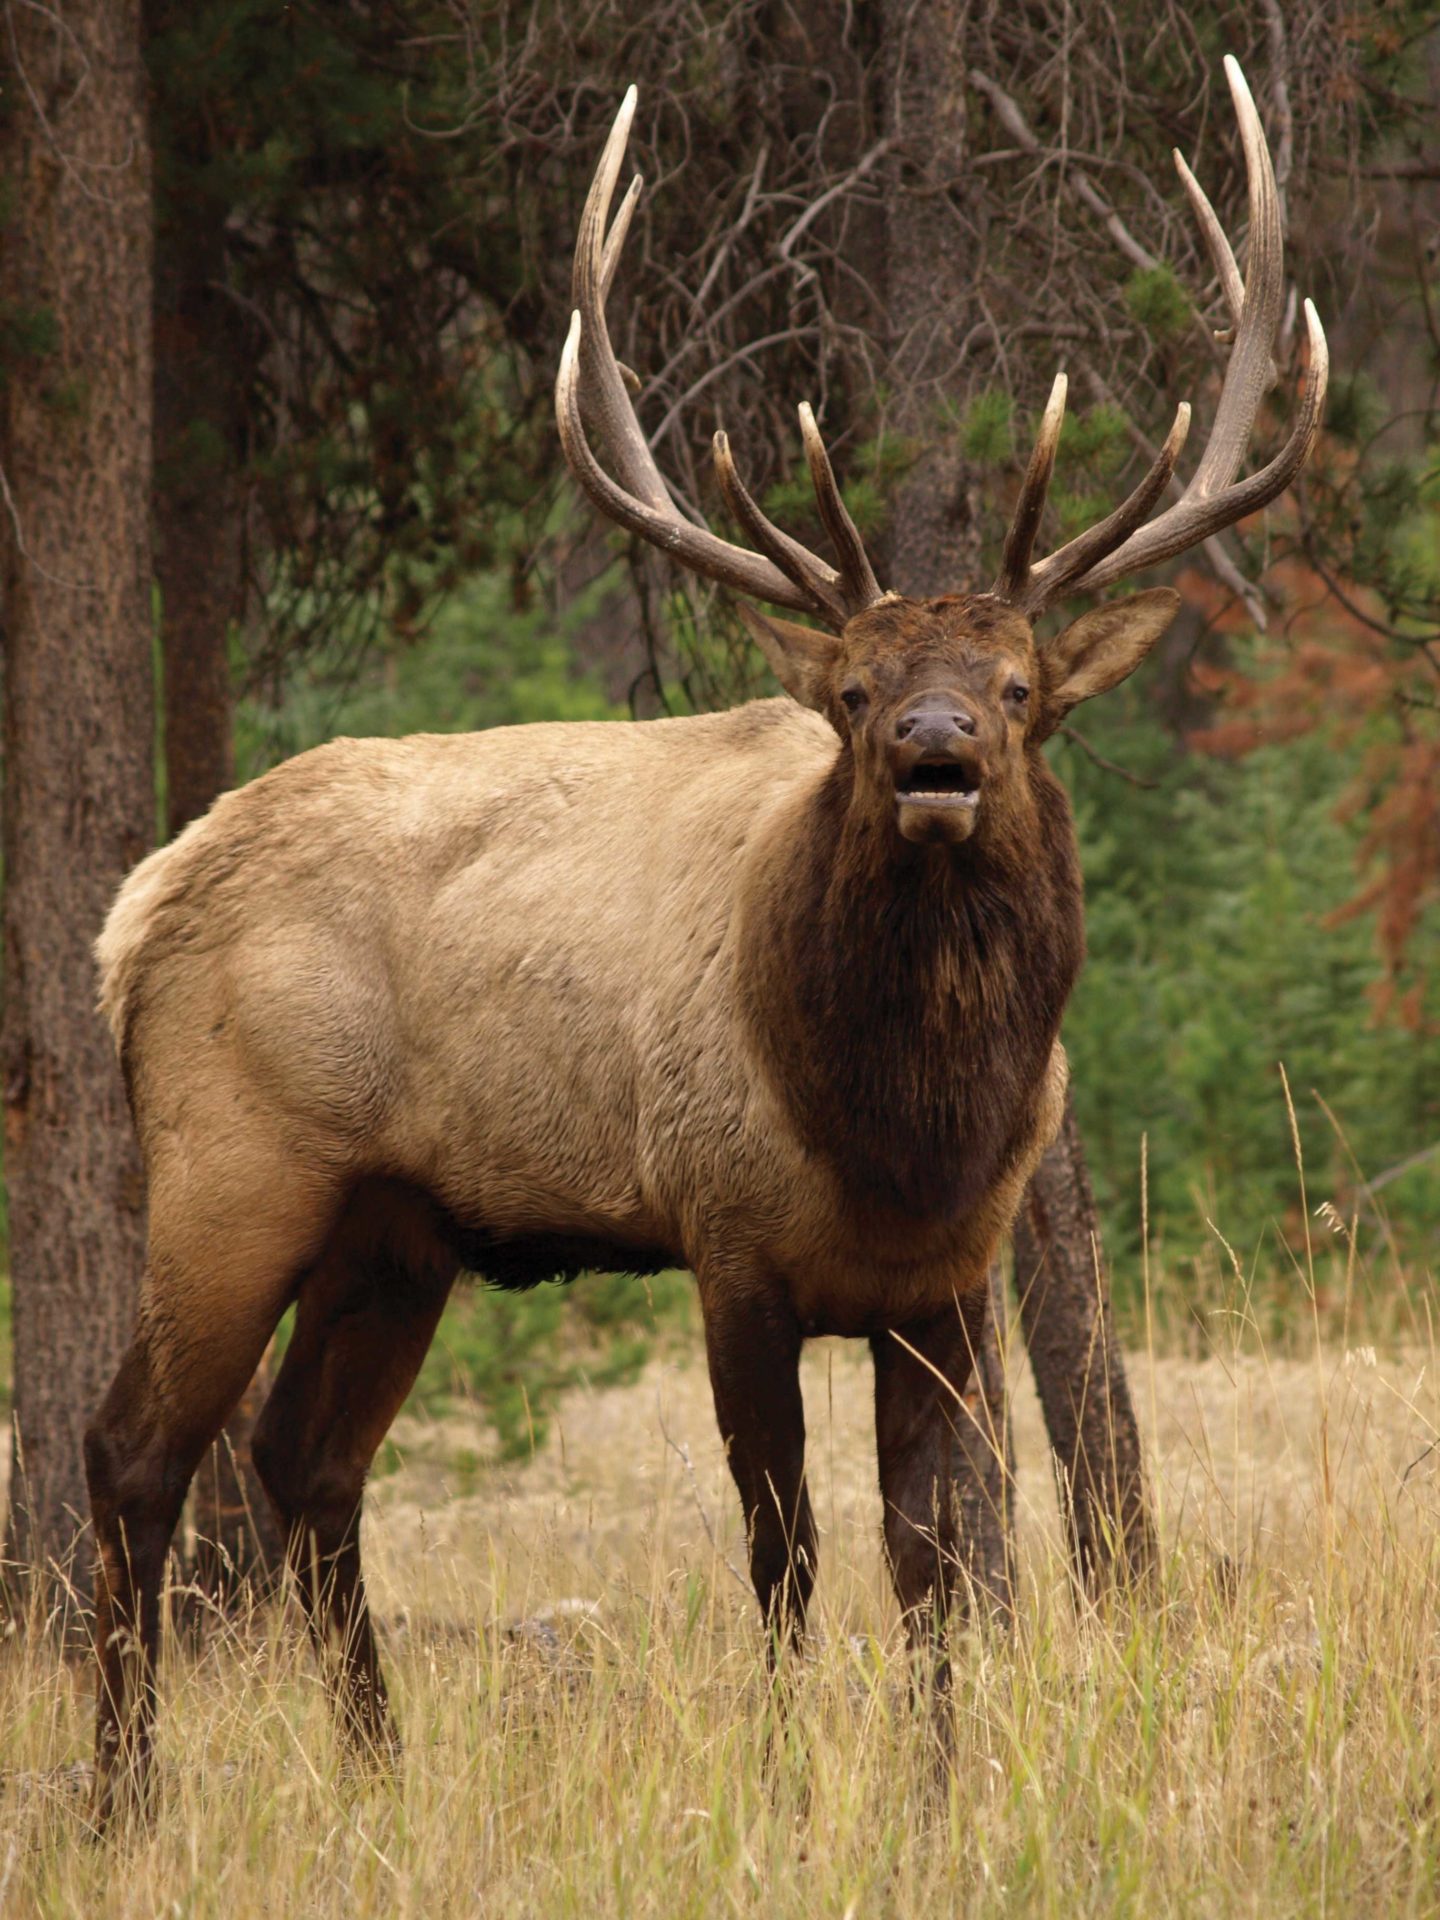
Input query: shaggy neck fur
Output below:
<box><xmin>741</xmin><ymin>746</ymin><xmax>1085</xmax><ymax>1221</ymax></box>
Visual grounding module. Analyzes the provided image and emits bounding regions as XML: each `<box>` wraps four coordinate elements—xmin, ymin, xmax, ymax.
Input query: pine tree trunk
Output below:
<box><xmin>152</xmin><ymin>202</ymin><xmax>283</xmax><ymax>1607</ymax></box>
<box><xmin>1012</xmin><ymin>1095</ymin><xmax>1156</xmax><ymax>1589</ymax></box>
<box><xmin>0</xmin><ymin>0</ymin><xmax>155</xmax><ymax>1611</ymax></box>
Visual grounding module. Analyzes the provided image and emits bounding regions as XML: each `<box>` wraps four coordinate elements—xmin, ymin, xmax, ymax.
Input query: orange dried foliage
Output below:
<box><xmin>1185</xmin><ymin>551</ymin><xmax>1439</xmax><ymax>1026</ymax></box>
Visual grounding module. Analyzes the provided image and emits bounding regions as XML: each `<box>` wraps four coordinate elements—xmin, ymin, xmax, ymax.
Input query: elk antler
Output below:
<box><xmin>993</xmin><ymin>56</ymin><xmax>1329</xmax><ymax>620</ymax></box>
<box><xmin>556</xmin><ymin>87</ymin><xmax>883</xmax><ymax>634</ymax></box>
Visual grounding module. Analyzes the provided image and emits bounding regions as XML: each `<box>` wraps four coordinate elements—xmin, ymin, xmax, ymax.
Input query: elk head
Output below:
<box><xmin>730</xmin><ymin>586</ymin><xmax>1178</xmax><ymax>847</ymax></box>
<box><xmin>556</xmin><ymin>61</ymin><xmax>1328</xmax><ymax>851</ymax></box>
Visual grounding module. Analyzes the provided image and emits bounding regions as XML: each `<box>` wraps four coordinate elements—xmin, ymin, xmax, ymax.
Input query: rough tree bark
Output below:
<box><xmin>880</xmin><ymin>0</ymin><xmax>1015</xmax><ymax>1618</ymax></box>
<box><xmin>880</xmin><ymin>6</ymin><xmax>988</xmax><ymax>594</ymax></box>
<box><xmin>1013</xmin><ymin>1097</ymin><xmax>1156</xmax><ymax>1588</ymax></box>
<box><xmin>0</xmin><ymin>0</ymin><xmax>155</xmax><ymax>1608</ymax></box>
<box><xmin>152</xmin><ymin>193</ymin><xmax>283</xmax><ymax>1606</ymax></box>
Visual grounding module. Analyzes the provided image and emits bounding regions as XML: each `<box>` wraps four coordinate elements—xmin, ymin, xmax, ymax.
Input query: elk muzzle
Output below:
<box><xmin>891</xmin><ymin>697</ymin><xmax>986</xmax><ymax>845</ymax></box>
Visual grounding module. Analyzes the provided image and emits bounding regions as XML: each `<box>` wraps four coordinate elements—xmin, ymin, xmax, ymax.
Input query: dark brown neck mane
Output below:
<box><xmin>742</xmin><ymin>750</ymin><xmax>1085</xmax><ymax>1220</ymax></box>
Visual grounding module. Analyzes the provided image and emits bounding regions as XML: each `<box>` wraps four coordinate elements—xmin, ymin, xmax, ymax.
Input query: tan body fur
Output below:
<box><xmin>101</xmin><ymin>700</ymin><xmax>1066</xmax><ymax>1373</ymax></box>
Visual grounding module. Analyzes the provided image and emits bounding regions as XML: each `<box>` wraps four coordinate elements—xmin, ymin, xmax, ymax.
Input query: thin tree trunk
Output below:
<box><xmin>152</xmin><ymin>198</ymin><xmax>283</xmax><ymax>1606</ymax></box>
<box><xmin>0</xmin><ymin>0</ymin><xmax>155</xmax><ymax>1613</ymax></box>
<box><xmin>949</xmin><ymin>1260</ymin><xmax>1017</xmax><ymax>1620</ymax></box>
<box><xmin>880</xmin><ymin>0</ymin><xmax>986</xmax><ymax>595</ymax></box>
<box><xmin>156</xmin><ymin>484</ymin><xmax>236</xmax><ymax>839</ymax></box>
<box><xmin>1013</xmin><ymin>1095</ymin><xmax>1156</xmax><ymax>1590</ymax></box>
<box><xmin>153</xmin><ymin>199</ymin><xmax>242</xmax><ymax>838</ymax></box>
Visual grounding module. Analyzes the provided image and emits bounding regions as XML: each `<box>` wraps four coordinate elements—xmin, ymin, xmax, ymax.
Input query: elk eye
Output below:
<box><xmin>1007</xmin><ymin>681</ymin><xmax>1030</xmax><ymax>708</ymax></box>
<box><xmin>840</xmin><ymin>683</ymin><xmax>867</xmax><ymax>716</ymax></box>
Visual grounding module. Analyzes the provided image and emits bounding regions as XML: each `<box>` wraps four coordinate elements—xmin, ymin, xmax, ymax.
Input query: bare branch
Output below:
<box><xmin>968</xmin><ymin>67</ymin><xmax>1160</xmax><ymax>274</ymax></box>
<box><xmin>1057</xmin><ymin>727</ymin><xmax>1159</xmax><ymax>788</ymax></box>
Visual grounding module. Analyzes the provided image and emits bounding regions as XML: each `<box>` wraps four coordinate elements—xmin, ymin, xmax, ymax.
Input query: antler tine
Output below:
<box><xmin>1020</xmin><ymin>403</ymin><xmax>1191</xmax><ymax>613</ymax></box>
<box><xmin>1173</xmin><ymin>151</ymin><xmax>1244</xmax><ymax>333</ymax></box>
<box><xmin>713</xmin><ymin>431</ymin><xmax>849</xmax><ymax>626</ymax></box>
<box><xmin>598</xmin><ymin>173</ymin><xmax>642</xmax><ymax>306</ymax></box>
<box><xmin>570</xmin><ymin>86</ymin><xmax>671</xmax><ymax>512</ymax></box>
<box><xmin>797</xmin><ymin>404</ymin><xmax>883</xmax><ymax>612</ymax></box>
<box><xmin>598</xmin><ymin>174</ymin><xmax>644</xmax><ymax>396</ymax></box>
<box><xmin>994</xmin><ymin>374</ymin><xmax>1067</xmax><ymax>601</ymax></box>
<box><xmin>1013</xmin><ymin>55</ymin><xmax>1327</xmax><ymax>619</ymax></box>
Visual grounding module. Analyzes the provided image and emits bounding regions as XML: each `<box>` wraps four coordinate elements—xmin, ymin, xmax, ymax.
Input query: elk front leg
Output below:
<box><xmin>872</xmin><ymin>1285</ymin><xmax>991</xmax><ymax>1703</ymax></box>
<box><xmin>700</xmin><ymin>1281</ymin><xmax>815</xmax><ymax>1655</ymax></box>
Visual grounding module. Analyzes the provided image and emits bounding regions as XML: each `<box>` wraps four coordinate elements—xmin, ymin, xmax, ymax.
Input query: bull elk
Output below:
<box><xmin>85</xmin><ymin>57</ymin><xmax>1325</xmax><ymax>1818</ymax></box>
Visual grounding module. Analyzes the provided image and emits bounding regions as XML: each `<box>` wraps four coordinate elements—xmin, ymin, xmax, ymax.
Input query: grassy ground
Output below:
<box><xmin>4</xmin><ymin>1242</ymin><xmax>1440</xmax><ymax>1915</ymax></box>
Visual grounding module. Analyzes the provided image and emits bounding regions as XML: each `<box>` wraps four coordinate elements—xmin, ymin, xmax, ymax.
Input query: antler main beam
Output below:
<box><xmin>994</xmin><ymin>56</ymin><xmax>1329</xmax><ymax>620</ymax></box>
<box><xmin>556</xmin><ymin>86</ymin><xmax>884</xmax><ymax>635</ymax></box>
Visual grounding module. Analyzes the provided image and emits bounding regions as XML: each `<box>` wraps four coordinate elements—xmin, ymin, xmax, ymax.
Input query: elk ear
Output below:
<box><xmin>1038</xmin><ymin>588</ymin><xmax>1180</xmax><ymax>735</ymax></box>
<box><xmin>736</xmin><ymin>603</ymin><xmax>841</xmax><ymax>712</ymax></box>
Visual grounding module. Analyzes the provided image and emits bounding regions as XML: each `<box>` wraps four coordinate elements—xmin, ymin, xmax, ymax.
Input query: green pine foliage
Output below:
<box><xmin>956</xmin><ymin>388</ymin><xmax>1015</xmax><ymax>466</ymax></box>
<box><xmin>146</xmin><ymin>0</ymin><xmax>549</xmax><ymax>656</ymax></box>
<box><xmin>1122</xmin><ymin>264</ymin><xmax>1193</xmax><ymax>342</ymax></box>
<box><xmin>398</xmin><ymin>1268</ymin><xmax>694</xmax><ymax>1463</ymax></box>
<box><xmin>1059</xmin><ymin>404</ymin><xmax>1131</xmax><ymax>477</ymax></box>
<box><xmin>1056</xmin><ymin>691</ymin><xmax>1440</xmax><ymax>1293</ymax></box>
<box><xmin>235</xmin><ymin>561</ymin><xmax>620</xmax><ymax>778</ymax></box>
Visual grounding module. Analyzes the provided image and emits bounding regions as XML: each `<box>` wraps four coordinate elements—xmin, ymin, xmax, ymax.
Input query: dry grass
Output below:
<box><xmin>6</xmin><ymin>1255</ymin><xmax>1440</xmax><ymax>1916</ymax></box>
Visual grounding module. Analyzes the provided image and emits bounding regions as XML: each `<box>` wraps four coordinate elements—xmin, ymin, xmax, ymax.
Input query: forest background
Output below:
<box><xmin>0</xmin><ymin>0</ymin><xmax>1436</xmax><ymax>1548</ymax></box>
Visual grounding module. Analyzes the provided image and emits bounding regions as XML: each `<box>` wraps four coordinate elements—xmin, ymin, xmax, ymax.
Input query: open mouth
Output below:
<box><xmin>895</xmin><ymin>761</ymin><xmax>981</xmax><ymax>809</ymax></box>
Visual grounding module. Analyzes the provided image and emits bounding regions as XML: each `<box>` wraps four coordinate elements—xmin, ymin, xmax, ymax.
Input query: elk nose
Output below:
<box><xmin>894</xmin><ymin>703</ymin><xmax>977</xmax><ymax>752</ymax></box>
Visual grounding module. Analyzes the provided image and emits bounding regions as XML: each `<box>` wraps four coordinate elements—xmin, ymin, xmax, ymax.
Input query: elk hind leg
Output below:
<box><xmin>85</xmin><ymin>1203</ymin><xmax>320</xmax><ymax>1824</ymax></box>
<box><xmin>250</xmin><ymin>1181</ymin><xmax>456</xmax><ymax>1764</ymax></box>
